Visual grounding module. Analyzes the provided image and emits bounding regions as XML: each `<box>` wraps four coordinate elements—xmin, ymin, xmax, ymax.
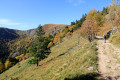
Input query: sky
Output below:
<box><xmin>0</xmin><ymin>0</ymin><xmax>112</xmax><ymax>30</ymax></box>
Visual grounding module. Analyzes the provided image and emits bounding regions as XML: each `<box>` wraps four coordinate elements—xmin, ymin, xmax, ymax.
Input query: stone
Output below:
<box><xmin>88</xmin><ymin>67</ymin><xmax>93</xmax><ymax>71</ymax></box>
<box><xmin>82</xmin><ymin>47</ymin><xmax>84</xmax><ymax>48</ymax></box>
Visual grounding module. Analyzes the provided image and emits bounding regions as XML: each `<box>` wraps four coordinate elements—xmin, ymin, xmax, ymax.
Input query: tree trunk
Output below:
<box><xmin>37</xmin><ymin>59</ymin><xmax>39</xmax><ymax>67</ymax></box>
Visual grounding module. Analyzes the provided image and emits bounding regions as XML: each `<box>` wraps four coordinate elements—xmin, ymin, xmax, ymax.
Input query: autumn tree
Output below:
<box><xmin>95</xmin><ymin>11</ymin><xmax>104</xmax><ymax>27</ymax></box>
<box><xmin>81</xmin><ymin>9</ymin><xmax>98</xmax><ymax>43</ymax></box>
<box><xmin>86</xmin><ymin>9</ymin><xmax>97</xmax><ymax>20</ymax></box>
<box><xmin>113</xmin><ymin>4</ymin><xmax>120</xmax><ymax>32</ymax></box>
<box><xmin>63</xmin><ymin>26</ymin><xmax>70</xmax><ymax>34</ymax></box>
<box><xmin>53</xmin><ymin>31</ymin><xmax>60</xmax><ymax>44</ymax></box>
<box><xmin>106</xmin><ymin>0</ymin><xmax>119</xmax><ymax>35</ymax></box>
<box><xmin>81</xmin><ymin>19</ymin><xmax>97</xmax><ymax>42</ymax></box>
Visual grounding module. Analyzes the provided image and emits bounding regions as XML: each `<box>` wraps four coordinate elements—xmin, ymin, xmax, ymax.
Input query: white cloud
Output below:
<box><xmin>0</xmin><ymin>19</ymin><xmax>35</xmax><ymax>30</ymax></box>
<box><xmin>67</xmin><ymin>0</ymin><xmax>85</xmax><ymax>6</ymax></box>
<box><xmin>0</xmin><ymin>19</ymin><xmax>21</xmax><ymax>26</ymax></box>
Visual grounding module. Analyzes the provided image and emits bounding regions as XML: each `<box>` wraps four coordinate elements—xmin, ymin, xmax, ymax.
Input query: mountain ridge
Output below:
<box><xmin>0</xmin><ymin>24</ymin><xmax>68</xmax><ymax>39</ymax></box>
<box><xmin>0</xmin><ymin>24</ymin><xmax>68</xmax><ymax>62</ymax></box>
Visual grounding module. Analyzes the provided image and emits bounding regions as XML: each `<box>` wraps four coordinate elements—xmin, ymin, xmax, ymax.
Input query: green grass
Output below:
<box><xmin>0</xmin><ymin>33</ymin><xmax>99</xmax><ymax>80</ymax></box>
<box><xmin>109</xmin><ymin>32</ymin><xmax>120</xmax><ymax>48</ymax></box>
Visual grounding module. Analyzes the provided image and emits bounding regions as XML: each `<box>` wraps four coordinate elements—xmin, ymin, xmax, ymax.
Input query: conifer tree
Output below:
<box><xmin>29</xmin><ymin>25</ymin><xmax>50</xmax><ymax>66</ymax></box>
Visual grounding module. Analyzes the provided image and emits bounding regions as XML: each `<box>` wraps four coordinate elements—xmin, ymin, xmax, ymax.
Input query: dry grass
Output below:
<box><xmin>0</xmin><ymin>32</ymin><xmax>98</xmax><ymax>80</ymax></box>
<box><xmin>109</xmin><ymin>32</ymin><xmax>120</xmax><ymax>48</ymax></box>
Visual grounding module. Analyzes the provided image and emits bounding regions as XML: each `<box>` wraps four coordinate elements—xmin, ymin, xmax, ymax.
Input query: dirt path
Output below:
<box><xmin>97</xmin><ymin>37</ymin><xmax>120</xmax><ymax>80</ymax></box>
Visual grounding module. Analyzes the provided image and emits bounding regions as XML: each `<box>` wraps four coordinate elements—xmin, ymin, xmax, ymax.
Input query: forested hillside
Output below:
<box><xmin>0</xmin><ymin>24</ymin><xmax>68</xmax><ymax>73</ymax></box>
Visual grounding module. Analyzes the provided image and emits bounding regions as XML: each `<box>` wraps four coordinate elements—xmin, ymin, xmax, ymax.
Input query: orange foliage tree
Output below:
<box><xmin>53</xmin><ymin>32</ymin><xmax>61</xmax><ymax>44</ymax></box>
<box><xmin>81</xmin><ymin>19</ymin><xmax>98</xmax><ymax>42</ymax></box>
<box><xmin>81</xmin><ymin>9</ymin><xmax>98</xmax><ymax>42</ymax></box>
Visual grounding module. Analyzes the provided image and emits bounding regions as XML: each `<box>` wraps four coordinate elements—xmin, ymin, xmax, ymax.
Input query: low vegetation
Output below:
<box><xmin>0</xmin><ymin>31</ymin><xmax>98</xmax><ymax>80</ymax></box>
<box><xmin>109</xmin><ymin>32</ymin><xmax>120</xmax><ymax>47</ymax></box>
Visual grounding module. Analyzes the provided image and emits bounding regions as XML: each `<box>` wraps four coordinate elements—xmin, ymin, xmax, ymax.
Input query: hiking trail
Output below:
<box><xmin>97</xmin><ymin>36</ymin><xmax>120</xmax><ymax>80</ymax></box>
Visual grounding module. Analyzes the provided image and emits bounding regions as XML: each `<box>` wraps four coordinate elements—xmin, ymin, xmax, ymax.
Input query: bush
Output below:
<box><xmin>5</xmin><ymin>60</ymin><xmax>12</xmax><ymax>69</ymax></box>
<box><xmin>9</xmin><ymin>57</ymin><xmax>19</xmax><ymax>64</ymax></box>
<box><xmin>0</xmin><ymin>62</ymin><xmax>5</xmax><ymax>73</ymax></box>
<box><xmin>47</xmin><ymin>42</ymin><xmax>54</xmax><ymax>48</ymax></box>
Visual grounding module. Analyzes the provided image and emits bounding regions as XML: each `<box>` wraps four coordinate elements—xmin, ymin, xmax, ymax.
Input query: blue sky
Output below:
<box><xmin>0</xmin><ymin>0</ymin><xmax>112</xmax><ymax>30</ymax></box>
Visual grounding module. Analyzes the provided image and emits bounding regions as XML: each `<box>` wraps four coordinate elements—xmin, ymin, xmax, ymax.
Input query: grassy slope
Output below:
<box><xmin>109</xmin><ymin>32</ymin><xmax>120</xmax><ymax>48</ymax></box>
<box><xmin>0</xmin><ymin>32</ymin><xmax>98</xmax><ymax>80</ymax></box>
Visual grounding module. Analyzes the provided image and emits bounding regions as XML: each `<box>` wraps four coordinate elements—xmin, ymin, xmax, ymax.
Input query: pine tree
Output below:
<box><xmin>29</xmin><ymin>25</ymin><xmax>50</xmax><ymax>66</ymax></box>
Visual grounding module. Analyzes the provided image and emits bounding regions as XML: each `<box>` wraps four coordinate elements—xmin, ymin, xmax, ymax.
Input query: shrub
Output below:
<box><xmin>0</xmin><ymin>62</ymin><xmax>5</xmax><ymax>73</ymax></box>
<box><xmin>47</xmin><ymin>42</ymin><xmax>54</xmax><ymax>48</ymax></box>
<box><xmin>5</xmin><ymin>60</ymin><xmax>12</xmax><ymax>69</ymax></box>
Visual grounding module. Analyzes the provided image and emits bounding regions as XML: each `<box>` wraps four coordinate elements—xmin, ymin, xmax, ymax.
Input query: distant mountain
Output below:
<box><xmin>0</xmin><ymin>24</ymin><xmax>68</xmax><ymax>62</ymax></box>
<box><xmin>0</xmin><ymin>24</ymin><xmax>67</xmax><ymax>39</ymax></box>
<box><xmin>0</xmin><ymin>27</ymin><xmax>20</xmax><ymax>40</ymax></box>
<box><xmin>0</xmin><ymin>27</ymin><xmax>37</xmax><ymax>40</ymax></box>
